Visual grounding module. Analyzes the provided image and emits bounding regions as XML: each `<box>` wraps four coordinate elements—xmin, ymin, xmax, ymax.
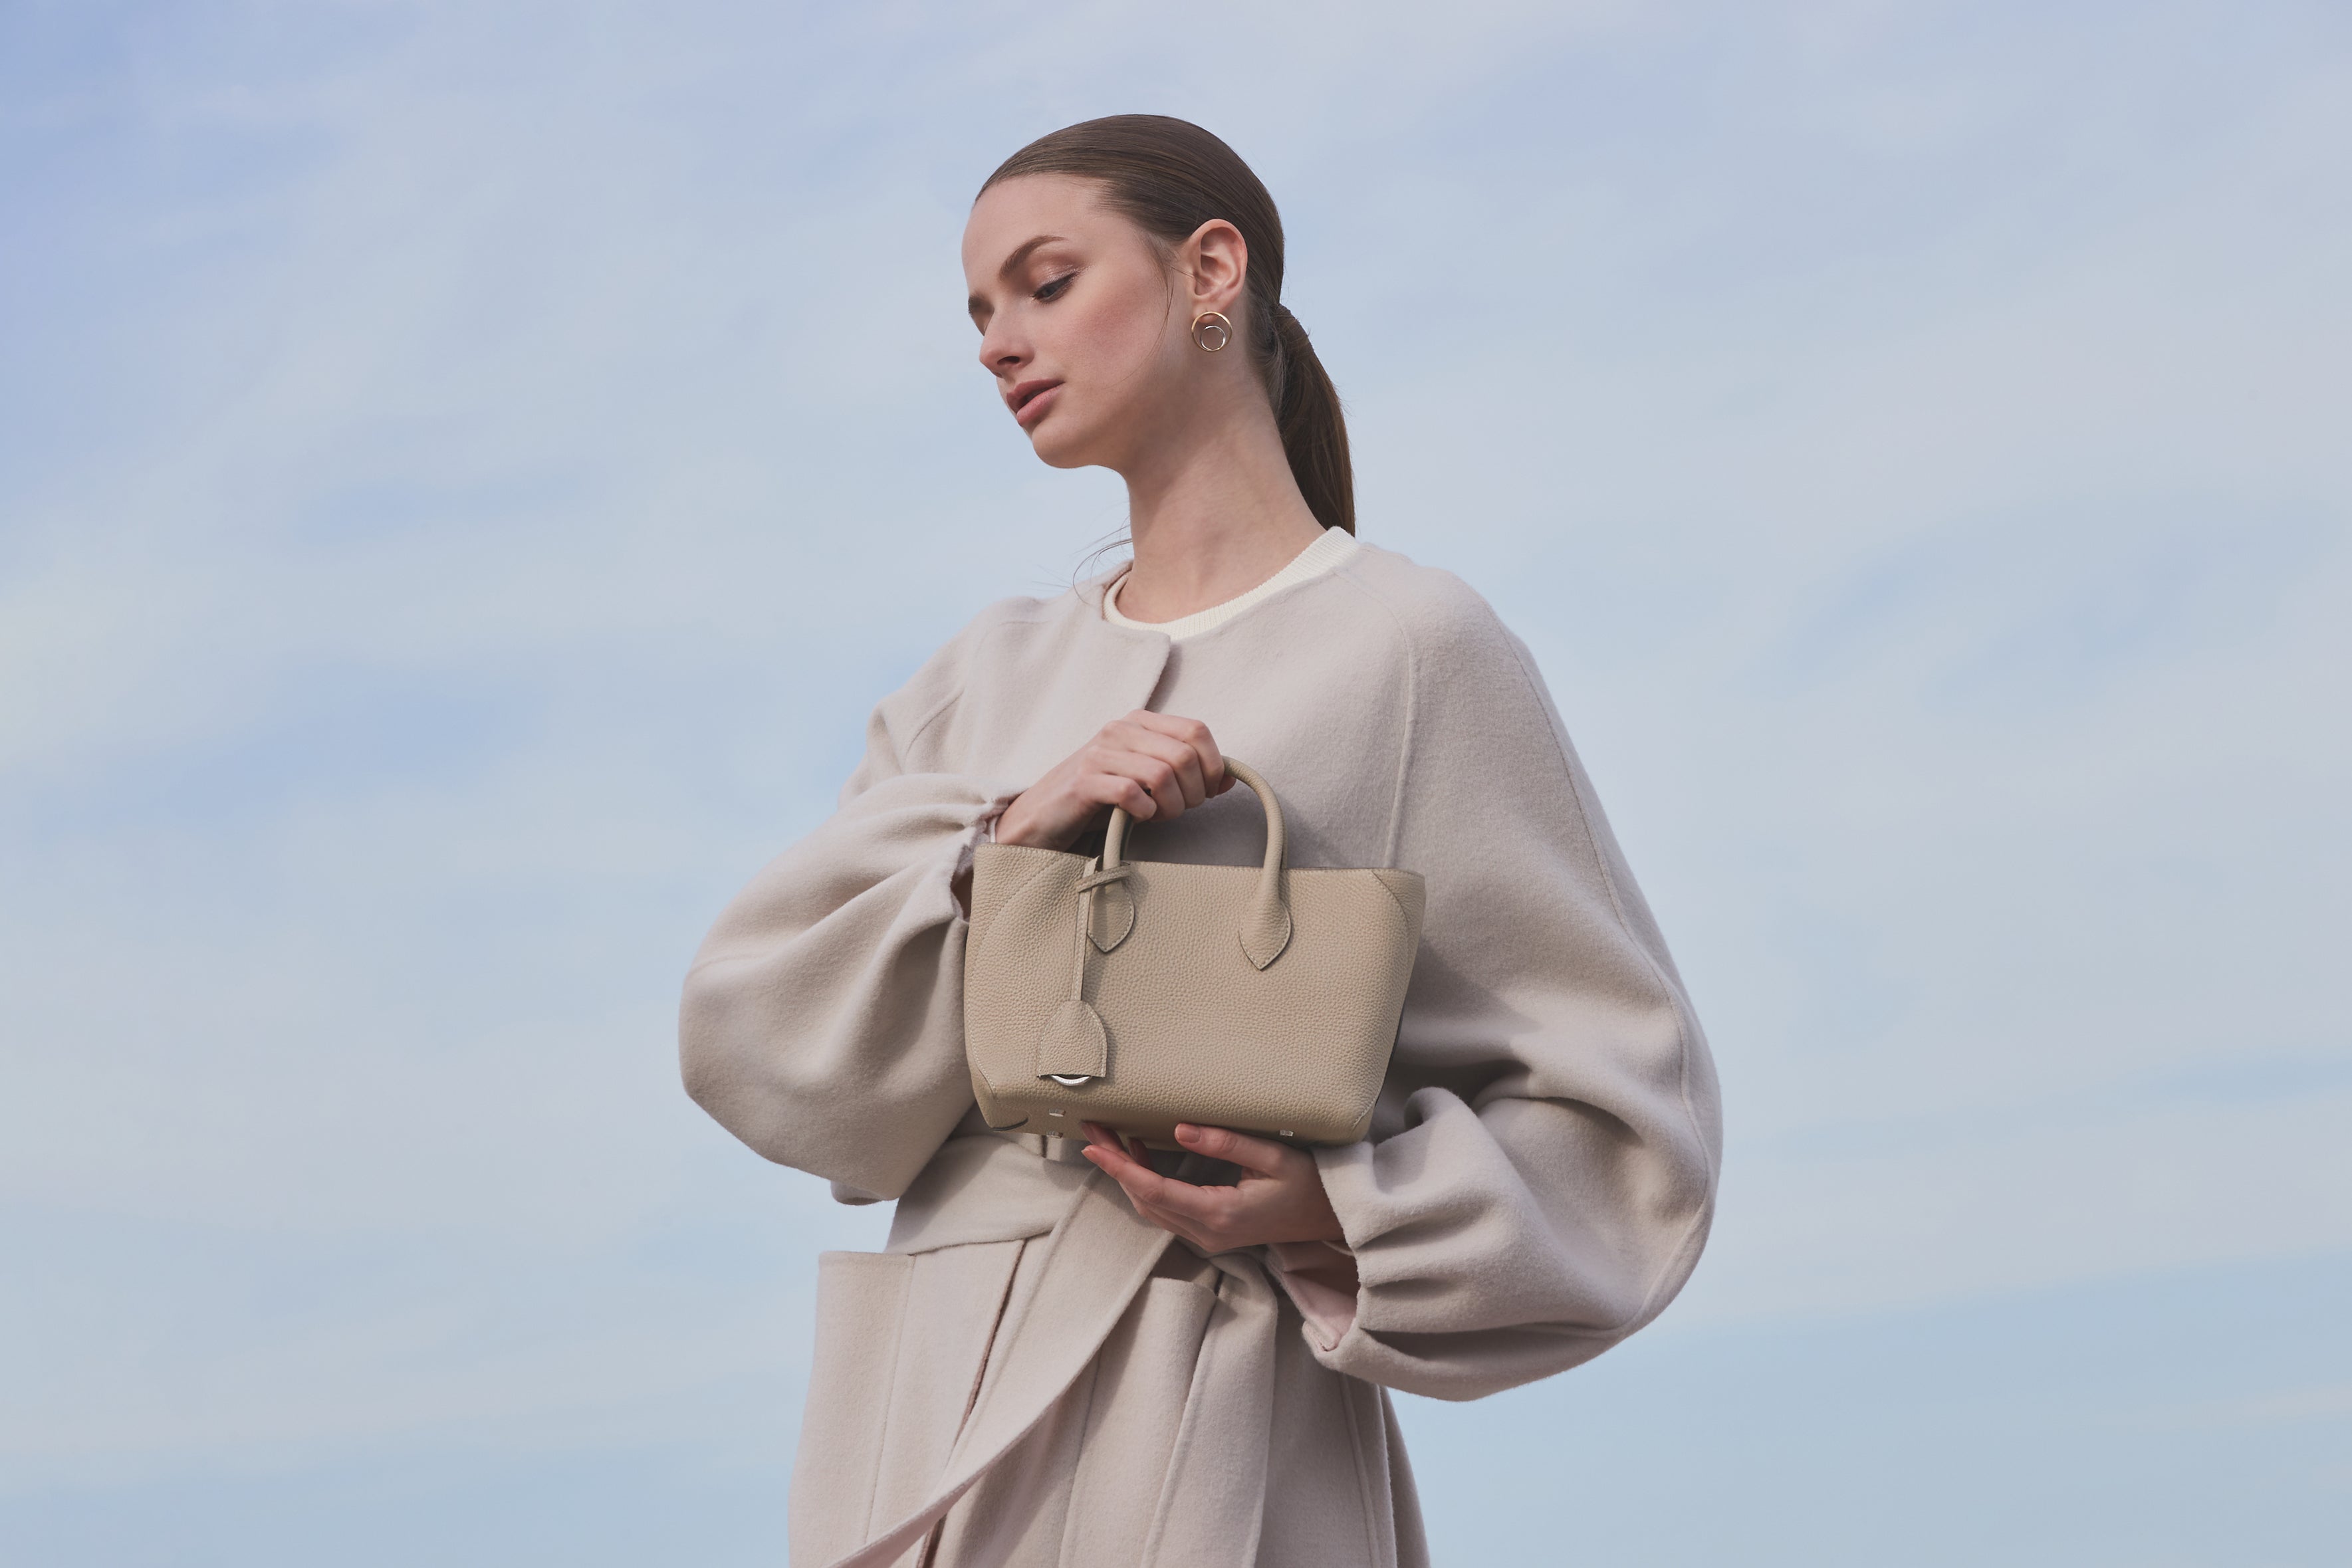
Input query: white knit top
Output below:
<box><xmin>1102</xmin><ymin>526</ymin><xmax>1359</xmax><ymax>641</ymax></box>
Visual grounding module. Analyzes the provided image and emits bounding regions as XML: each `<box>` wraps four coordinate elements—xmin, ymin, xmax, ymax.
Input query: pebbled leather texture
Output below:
<box><xmin>964</xmin><ymin>760</ymin><xmax>1425</xmax><ymax>1147</ymax></box>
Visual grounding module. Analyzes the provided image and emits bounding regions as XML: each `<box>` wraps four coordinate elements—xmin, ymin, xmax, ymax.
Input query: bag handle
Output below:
<box><xmin>1034</xmin><ymin>758</ymin><xmax>1296</xmax><ymax>1088</ymax></box>
<box><xmin>1102</xmin><ymin>756</ymin><xmax>1292</xmax><ymax>971</ymax></box>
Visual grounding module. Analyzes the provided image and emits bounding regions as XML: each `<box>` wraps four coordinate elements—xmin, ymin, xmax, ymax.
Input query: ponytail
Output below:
<box><xmin>981</xmin><ymin>115</ymin><xmax>1356</xmax><ymax>534</ymax></box>
<box><xmin>1266</xmin><ymin>302</ymin><xmax>1353</xmax><ymax>534</ymax></box>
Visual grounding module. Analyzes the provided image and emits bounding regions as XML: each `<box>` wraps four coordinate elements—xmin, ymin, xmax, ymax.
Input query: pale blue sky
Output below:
<box><xmin>3</xmin><ymin>2</ymin><xmax>2347</xmax><ymax>1563</ymax></box>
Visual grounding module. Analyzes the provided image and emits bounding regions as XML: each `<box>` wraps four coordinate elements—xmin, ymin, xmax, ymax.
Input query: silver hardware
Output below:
<box><xmin>1048</xmin><ymin>1109</ymin><xmax>1065</xmax><ymax>1118</ymax></box>
<box><xmin>1045</xmin><ymin>1073</ymin><xmax>1097</xmax><ymax>1087</ymax></box>
<box><xmin>1279</xmin><ymin>1130</ymin><xmax>1294</xmax><ymax>1137</ymax></box>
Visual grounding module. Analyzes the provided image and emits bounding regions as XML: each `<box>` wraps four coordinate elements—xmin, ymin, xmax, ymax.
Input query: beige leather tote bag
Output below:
<box><xmin>963</xmin><ymin>760</ymin><xmax>1425</xmax><ymax>1148</ymax></box>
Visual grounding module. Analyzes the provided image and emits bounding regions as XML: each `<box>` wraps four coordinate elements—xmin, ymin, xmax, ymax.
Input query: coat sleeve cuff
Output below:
<box><xmin>1263</xmin><ymin>1240</ymin><xmax>1359</xmax><ymax>1351</ymax></box>
<box><xmin>950</xmin><ymin>786</ymin><xmax>1026</xmax><ymax>917</ymax></box>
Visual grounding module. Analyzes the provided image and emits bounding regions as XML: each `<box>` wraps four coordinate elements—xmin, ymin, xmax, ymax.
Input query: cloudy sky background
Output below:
<box><xmin>3</xmin><ymin>1</ymin><xmax>2347</xmax><ymax>1561</ymax></box>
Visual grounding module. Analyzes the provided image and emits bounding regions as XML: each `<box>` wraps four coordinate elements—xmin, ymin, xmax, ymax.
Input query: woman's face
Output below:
<box><xmin>962</xmin><ymin>174</ymin><xmax>1199</xmax><ymax>471</ymax></box>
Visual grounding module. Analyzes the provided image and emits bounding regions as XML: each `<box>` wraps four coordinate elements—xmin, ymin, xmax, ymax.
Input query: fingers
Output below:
<box><xmin>1081</xmin><ymin>1121</ymin><xmax>1153</xmax><ymax>1168</ymax></box>
<box><xmin>1094</xmin><ymin>745</ymin><xmax>1190</xmax><ymax>820</ymax></box>
<box><xmin>1046</xmin><ymin>713</ymin><xmax>1229</xmax><ymax>839</ymax></box>
<box><xmin>1072</xmin><ymin>740</ymin><xmax>1184</xmax><ymax>822</ymax></box>
<box><xmin>1076</xmin><ymin>767</ymin><xmax>1161</xmax><ymax>821</ymax></box>
<box><xmin>1080</xmin><ymin>1126</ymin><xmax>1237</xmax><ymax>1234</ymax></box>
<box><xmin>1117</xmin><ymin>713</ymin><xmax>1227</xmax><ymax>808</ymax></box>
<box><xmin>1117</xmin><ymin>1163</ymin><xmax>1232</xmax><ymax>1226</ymax></box>
<box><xmin>1082</xmin><ymin>1141</ymin><xmax>1189</xmax><ymax>1216</ymax></box>
<box><xmin>1079</xmin><ymin>1124</ymin><xmax>1177</xmax><ymax>1202</ymax></box>
<box><xmin>1172</xmin><ymin>1123</ymin><xmax>1296</xmax><ymax>1178</ymax></box>
<box><xmin>1090</xmin><ymin>1165</ymin><xmax>1225</xmax><ymax>1250</ymax></box>
<box><xmin>1080</xmin><ymin>1120</ymin><xmax>1345</xmax><ymax>1252</ymax></box>
<box><xmin>1080</xmin><ymin>1121</ymin><xmax>1137</xmax><ymax>1161</ymax></box>
<box><xmin>1130</xmin><ymin>1199</ymin><xmax>1212</xmax><ymax>1252</ymax></box>
<box><xmin>1110</xmin><ymin>722</ymin><xmax>1210</xmax><ymax>811</ymax></box>
<box><xmin>1131</xmin><ymin>711</ymin><xmax>1227</xmax><ymax>799</ymax></box>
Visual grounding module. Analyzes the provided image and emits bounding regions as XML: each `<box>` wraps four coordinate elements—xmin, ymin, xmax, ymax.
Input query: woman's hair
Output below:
<box><xmin>980</xmin><ymin>115</ymin><xmax>1355</xmax><ymax>535</ymax></box>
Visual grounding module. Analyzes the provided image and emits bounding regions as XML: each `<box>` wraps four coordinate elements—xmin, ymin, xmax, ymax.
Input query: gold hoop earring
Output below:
<box><xmin>1191</xmin><ymin>311</ymin><xmax>1233</xmax><ymax>352</ymax></box>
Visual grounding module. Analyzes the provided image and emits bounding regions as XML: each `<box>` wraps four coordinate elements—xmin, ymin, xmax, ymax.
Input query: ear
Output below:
<box><xmin>1179</xmin><ymin>219</ymin><xmax>1250</xmax><ymax>314</ymax></box>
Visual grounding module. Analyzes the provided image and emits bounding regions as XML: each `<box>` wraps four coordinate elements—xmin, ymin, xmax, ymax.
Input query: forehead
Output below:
<box><xmin>961</xmin><ymin>173</ymin><xmax>1122</xmax><ymax>278</ymax></box>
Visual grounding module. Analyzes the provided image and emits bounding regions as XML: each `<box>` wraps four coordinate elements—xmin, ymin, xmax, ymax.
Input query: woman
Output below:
<box><xmin>680</xmin><ymin>115</ymin><xmax>1720</xmax><ymax>1568</ymax></box>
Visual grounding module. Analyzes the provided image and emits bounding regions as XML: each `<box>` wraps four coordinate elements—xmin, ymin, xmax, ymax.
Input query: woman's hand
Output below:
<box><xmin>1080</xmin><ymin>1122</ymin><xmax>1347</xmax><ymax>1252</ymax></box>
<box><xmin>993</xmin><ymin>711</ymin><xmax>1231</xmax><ymax>851</ymax></box>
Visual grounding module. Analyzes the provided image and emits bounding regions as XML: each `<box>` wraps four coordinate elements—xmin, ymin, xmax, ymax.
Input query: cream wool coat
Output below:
<box><xmin>680</xmin><ymin>543</ymin><xmax>1722</xmax><ymax>1567</ymax></box>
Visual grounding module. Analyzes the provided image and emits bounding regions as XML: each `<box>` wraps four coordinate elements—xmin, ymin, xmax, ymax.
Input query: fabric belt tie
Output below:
<box><xmin>817</xmin><ymin>1168</ymin><xmax>1282</xmax><ymax>1568</ymax></box>
<box><xmin>818</xmin><ymin>1170</ymin><xmax>1170</xmax><ymax>1568</ymax></box>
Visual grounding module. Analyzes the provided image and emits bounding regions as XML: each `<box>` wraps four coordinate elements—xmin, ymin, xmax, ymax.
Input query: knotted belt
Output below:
<box><xmin>818</xmin><ymin>1166</ymin><xmax>1284</xmax><ymax>1568</ymax></box>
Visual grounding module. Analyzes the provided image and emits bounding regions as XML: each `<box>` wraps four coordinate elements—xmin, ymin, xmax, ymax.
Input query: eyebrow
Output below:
<box><xmin>968</xmin><ymin>233</ymin><xmax>1067</xmax><ymax>318</ymax></box>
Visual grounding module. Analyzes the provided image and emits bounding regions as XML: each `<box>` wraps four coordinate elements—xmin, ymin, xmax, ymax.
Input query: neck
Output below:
<box><xmin>1114</xmin><ymin>402</ymin><xmax>1326</xmax><ymax>623</ymax></box>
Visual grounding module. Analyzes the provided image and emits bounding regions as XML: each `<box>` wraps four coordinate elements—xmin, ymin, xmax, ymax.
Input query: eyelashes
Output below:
<box><xmin>971</xmin><ymin>270</ymin><xmax>1076</xmax><ymax>334</ymax></box>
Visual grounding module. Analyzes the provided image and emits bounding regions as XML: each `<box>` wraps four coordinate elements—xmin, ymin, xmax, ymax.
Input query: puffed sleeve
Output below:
<box><xmin>679</xmin><ymin>621</ymin><xmax>1024</xmax><ymax>1202</ymax></box>
<box><xmin>1302</xmin><ymin>590</ymin><xmax>1722</xmax><ymax>1400</ymax></box>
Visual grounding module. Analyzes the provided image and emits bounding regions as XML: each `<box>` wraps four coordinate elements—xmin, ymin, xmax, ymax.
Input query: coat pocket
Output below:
<box><xmin>790</xmin><ymin>1241</ymin><xmax>1032</xmax><ymax>1567</ymax></box>
<box><xmin>923</xmin><ymin>1266</ymin><xmax>1217</xmax><ymax>1568</ymax></box>
<box><xmin>791</xmin><ymin>1251</ymin><xmax>917</xmax><ymax>1567</ymax></box>
<box><xmin>1050</xmin><ymin>1270</ymin><xmax>1221</xmax><ymax>1565</ymax></box>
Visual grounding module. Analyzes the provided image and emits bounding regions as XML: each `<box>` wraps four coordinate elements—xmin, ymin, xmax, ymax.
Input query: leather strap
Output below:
<box><xmin>1102</xmin><ymin>757</ymin><xmax>1292</xmax><ymax>971</ymax></box>
<box><xmin>1033</xmin><ymin>860</ymin><xmax>1133</xmax><ymax>1084</ymax></box>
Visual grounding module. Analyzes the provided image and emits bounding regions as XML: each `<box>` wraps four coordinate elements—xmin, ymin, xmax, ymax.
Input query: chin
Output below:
<box><xmin>1025</xmin><ymin>416</ymin><xmax>1100</xmax><ymax>470</ymax></box>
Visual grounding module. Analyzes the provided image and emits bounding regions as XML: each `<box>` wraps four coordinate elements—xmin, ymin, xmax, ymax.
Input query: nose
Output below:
<box><xmin>977</xmin><ymin>318</ymin><xmax>1026</xmax><ymax>379</ymax></box>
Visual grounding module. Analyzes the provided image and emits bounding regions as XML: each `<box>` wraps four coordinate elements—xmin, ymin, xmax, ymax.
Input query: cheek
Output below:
<box><xmin>1054</xmin><ymin>275</ymin><xmax>1172</xmax><ymax>388</ymax></box>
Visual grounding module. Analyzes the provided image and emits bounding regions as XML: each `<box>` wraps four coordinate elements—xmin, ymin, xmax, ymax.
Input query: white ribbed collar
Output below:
<box><xmin>1102</xmin><ymin>527</ymin><xmax>1358</xmax><ymax>641</ymax></box>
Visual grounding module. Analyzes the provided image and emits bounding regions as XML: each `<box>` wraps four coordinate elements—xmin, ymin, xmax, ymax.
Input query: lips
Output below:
<box><xmin>1008</xmin><ymin>379</ymin><xmax>1061</xmax><ymax>429</ymax></box>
